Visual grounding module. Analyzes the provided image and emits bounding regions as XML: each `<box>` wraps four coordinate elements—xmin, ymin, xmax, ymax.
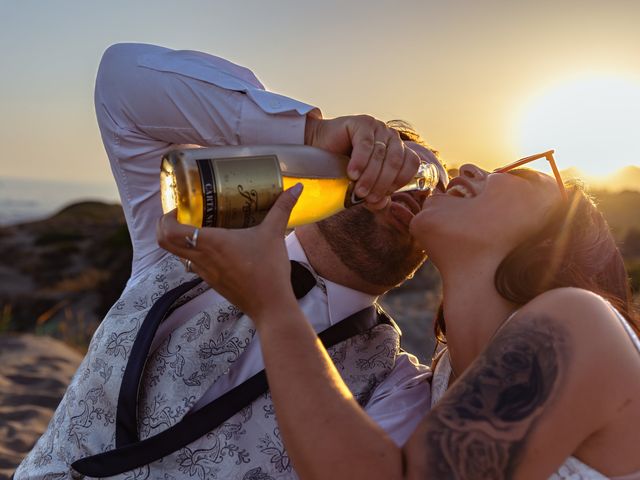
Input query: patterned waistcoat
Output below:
<box><xmin>15</xmin><ymin>255</ymin><xmax>402</xmax><ymax>480</ymax></box>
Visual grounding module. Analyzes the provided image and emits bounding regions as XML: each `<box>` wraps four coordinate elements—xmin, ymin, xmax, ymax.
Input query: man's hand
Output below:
<box><xmin>156</xmin><ymin>185</ymin><xmax>303</xmax><ymax>320</ymax></box>
<box><xmin>304</xmin><ymin>115</ymin><xmax>421</xmax><ymax>209</ymax></box>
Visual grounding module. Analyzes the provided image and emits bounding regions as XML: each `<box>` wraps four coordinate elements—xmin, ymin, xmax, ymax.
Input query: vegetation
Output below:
<box><xmin>0</xmin><ymin>191</ymin><xmax>638</xmax><ymax>355</ymax></box>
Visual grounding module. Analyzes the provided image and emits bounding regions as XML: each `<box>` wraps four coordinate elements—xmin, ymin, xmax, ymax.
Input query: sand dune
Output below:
<box><xmin>0</xmin><ymin>334</ymin><xmax>82</xmax><ymax>479</ymax></box>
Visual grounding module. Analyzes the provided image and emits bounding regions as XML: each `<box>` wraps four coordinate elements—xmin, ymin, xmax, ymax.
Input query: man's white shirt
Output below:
<box><xmin>95</xmin><ymin>42</ymin><xmax>431</xmax><ymax>446</ymax></box>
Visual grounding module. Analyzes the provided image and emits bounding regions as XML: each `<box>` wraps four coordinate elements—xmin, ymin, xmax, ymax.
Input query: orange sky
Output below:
<box><xmin>1</xmin><ymin>0</ymin><xmax>639</xmax><ymax>191</ymax></box>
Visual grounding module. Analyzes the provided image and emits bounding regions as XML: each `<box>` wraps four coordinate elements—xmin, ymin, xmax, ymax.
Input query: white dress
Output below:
<box><xmin>430</xmin><ymin>304</ymin><xmax>640</xmax><ymax>480</ymax></box>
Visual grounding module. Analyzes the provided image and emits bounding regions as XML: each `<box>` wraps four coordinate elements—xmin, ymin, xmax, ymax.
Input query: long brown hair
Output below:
<box><xmin>434</xmin><ymin>179</ymin><xmax>639</xmax><ymax>343</ymax></box>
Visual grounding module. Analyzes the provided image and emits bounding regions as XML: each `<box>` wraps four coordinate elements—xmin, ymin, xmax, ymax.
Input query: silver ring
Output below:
<box><xmin>185</xmin><ymin>259</ymin><xmax>193</xmax><ymax>273</ymax></box>
<box><xmin>185</xmin><ymin>228</ymin><xmax>199</xmax><ymax>249</ymax></box>
<box><xmin>374</xmin><ymin>140</ymin><xmax>387</xmax><ymax>149</ymax></box>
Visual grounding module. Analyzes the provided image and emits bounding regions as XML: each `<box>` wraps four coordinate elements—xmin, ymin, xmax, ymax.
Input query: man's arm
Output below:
<box><xmin>95</xmin><ymin>43</ymin><xmax>317</xmax><ymax>278</ymax></box>
<box><xmin>363</xmin><ymin>353</ymin><xmax>432</xmax><ymax>446</ymax></box>
<box><xmin>95</xmin><ymin>43</ymin><xmax>421</xmax><ymax>278</ymax></box>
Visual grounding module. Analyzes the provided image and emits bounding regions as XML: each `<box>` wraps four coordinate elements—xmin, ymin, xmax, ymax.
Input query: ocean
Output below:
<box><xmin>0</xmin><ymin>176</ymin><xmax>121</xmax><ymax>226</ymax></box>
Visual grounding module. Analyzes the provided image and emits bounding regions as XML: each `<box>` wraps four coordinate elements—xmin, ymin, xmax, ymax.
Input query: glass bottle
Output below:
<box><xmin>160</xmin><ymin>145</ymin><xmax>440</xmax><ymax>229</ymax></box>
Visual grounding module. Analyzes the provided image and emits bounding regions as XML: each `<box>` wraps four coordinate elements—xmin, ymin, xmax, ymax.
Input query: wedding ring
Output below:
<box><xmin>185</xmin><ymin>228</ymin><xmax>199</xmax><ymax>249</ymax></box>
<box><xmin>374</xmin><ymin>140</ymin><xmax>387</xmax><ymax>149</ymax></box>
<box><xmin>185</xmin><ymin>259</ymin><xmax>193</xmax><ymax>273</ymax></box>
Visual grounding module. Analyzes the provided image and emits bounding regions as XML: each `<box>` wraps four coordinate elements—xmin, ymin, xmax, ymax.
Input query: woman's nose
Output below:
<box><xmin>459</xmin><ymin>164</ymin><xmax>487</xmax><ymax>180</ymax></box>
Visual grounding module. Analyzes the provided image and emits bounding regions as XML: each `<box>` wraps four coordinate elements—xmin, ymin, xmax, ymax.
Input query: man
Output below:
<box><xmin>15</xmin><ymin>43</ymin><xmax>447</xmax><ymax>479</ymax></box>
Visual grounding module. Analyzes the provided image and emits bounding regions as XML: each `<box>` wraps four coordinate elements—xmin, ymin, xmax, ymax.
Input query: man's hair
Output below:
<box><xmin>386</xmin><ymin>120</ymin><xmax>440</xmax><ymax>158</ymax></box>
<box><xmin>434</xmin><ymin>179</ymin><xmax>639</xmax><ymax>344</ymax></box>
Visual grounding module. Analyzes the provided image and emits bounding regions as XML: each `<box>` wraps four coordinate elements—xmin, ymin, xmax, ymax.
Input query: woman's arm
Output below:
<box><xmin>159</xmin><ymin>192</ymin><xmax>637</xmax><ymax>479</ymax></box>
<box><xmin>404</xmin><ymin>288</ymin><xmax>637</xmax><ymax>479</ymax></box>
<box><xmin>157</xmin><ymin>189</ymin><xmax>404</xmax><ymax>479</ymax></box>
<box><xmin>257</xmin><ymin>293</ymin><xmax>403</xmax><ymax>480</ymax></box>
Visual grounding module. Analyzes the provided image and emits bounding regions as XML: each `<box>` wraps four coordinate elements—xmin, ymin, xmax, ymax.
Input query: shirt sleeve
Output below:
<box><xmin>94</xmin><ymin>43</ymin><xmax>321</xmax><ymax>280</ymax></box>
<box><xmin>364</xmin><ymin>352</ymin><xmax>433</xmax><ymax>446</ymax></box>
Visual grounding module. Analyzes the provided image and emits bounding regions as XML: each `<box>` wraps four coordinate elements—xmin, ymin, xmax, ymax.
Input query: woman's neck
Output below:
<box><xmin>439</xmin><ymin>253</ymin><xmax>519</xmax><ymax>378</ymax></box>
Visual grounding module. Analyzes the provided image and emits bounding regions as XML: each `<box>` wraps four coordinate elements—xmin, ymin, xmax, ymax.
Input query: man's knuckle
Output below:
<box><xmin>371</xmin><ymin>149</ymin><xmax>385</xmax><ymax>163</ymax></box>
<box><xmin>360</xmin><ymin>136</ymin><xmax>374</xmax><ymax>150</ymax></box>
<box><xmin>385</xmin><ymin>152</ymin><xmax>404</xmax><ymax>169</ymax></box>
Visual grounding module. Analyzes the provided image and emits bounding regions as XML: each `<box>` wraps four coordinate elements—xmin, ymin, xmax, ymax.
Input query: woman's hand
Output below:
<box><xmin>304</xmin><ymin>114</ymin><xmax>421</xmax><ymax>209</ymax></box>
<box><xmin>156</xmin><ymin>184</ymin><xmax>303</xmax><ymax>319</ymax></box>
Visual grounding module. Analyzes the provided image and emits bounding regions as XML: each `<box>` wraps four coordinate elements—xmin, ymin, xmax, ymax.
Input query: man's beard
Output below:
<box><xmin>316</xmin><ymin>205</ymin><xmax>427</xmax><ymax>288</ymax></box>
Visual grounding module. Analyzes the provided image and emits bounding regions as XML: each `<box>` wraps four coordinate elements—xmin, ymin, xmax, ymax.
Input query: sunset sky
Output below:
<box><xmin>2</xmin><ymin>0</ymin><xmax>639</xmax><ymax>193</ymax></box>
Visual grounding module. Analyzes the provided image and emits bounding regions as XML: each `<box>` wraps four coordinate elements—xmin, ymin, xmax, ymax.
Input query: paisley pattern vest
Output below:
<box><xmin>15</xmin><ymin>255</ymin><xmax>402</xmax><ymax>480</ymax></box>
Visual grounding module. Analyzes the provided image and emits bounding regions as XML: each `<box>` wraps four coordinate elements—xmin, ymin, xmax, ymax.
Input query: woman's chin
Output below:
<box><xmin>409</xmin><ymin>210</ymin><xmax>439</xmax><ymax>244</ymax></box>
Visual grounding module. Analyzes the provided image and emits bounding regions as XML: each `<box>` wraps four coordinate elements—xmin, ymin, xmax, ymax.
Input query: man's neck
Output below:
<box><xmin>295</xmin><ymin>224</ymin><xmax>389</xmax><ymax>296</ymax></box>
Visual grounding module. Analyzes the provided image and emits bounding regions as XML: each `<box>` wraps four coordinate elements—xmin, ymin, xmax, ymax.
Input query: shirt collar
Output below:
<box><xmin>286</xmin><ymin>232</ymin><xmax>377</xmax><ymax>326</ymax></box>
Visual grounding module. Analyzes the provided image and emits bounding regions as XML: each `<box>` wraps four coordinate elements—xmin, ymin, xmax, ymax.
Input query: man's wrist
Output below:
<box><xmin>304</xmin><ymin>114</ymin><xmax>320</xmax><ymax>146</ymax></box>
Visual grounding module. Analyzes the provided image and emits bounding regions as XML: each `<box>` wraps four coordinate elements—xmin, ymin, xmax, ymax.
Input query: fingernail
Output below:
<box><xmin>348</xmin><ymin>167</ymin><xmax>361</xmax><ymax>180</ymax></box>
<box><xmin>290</xmin><ymin>182</ymin><xmax>304</xmax><ymax>199</ymax></box>
<box><xmin>356</xmin><ymin>186</ymin><xmax>369</xmax><ymax>198</ymax></box>
<box><xmin>368</xmin><ymin>194</ymin><xmax>381</xmax><ymax>203</ymax></box>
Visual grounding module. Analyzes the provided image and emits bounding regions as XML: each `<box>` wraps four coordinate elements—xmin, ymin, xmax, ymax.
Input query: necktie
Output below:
<box><xmin>289</xmin><ymin>260</ymin><xmax>317</xmax><ymax>299</ymax></box>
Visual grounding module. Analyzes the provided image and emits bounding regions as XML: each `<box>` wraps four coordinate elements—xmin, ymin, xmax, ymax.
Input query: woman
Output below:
<box><xmin>158</xmin><ymin>152</ymin><xmax>640</xmax><ymax>478</ymax></box>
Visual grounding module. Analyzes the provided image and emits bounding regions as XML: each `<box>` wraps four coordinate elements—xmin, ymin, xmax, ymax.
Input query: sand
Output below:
<box><xmin>0</xmin><ymin>334</ymin><xmax>82</xmax><ymax>479</ymax></box>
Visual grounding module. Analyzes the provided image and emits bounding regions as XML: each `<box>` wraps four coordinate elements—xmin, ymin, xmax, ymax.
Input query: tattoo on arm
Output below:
<box><xmin>421</xmin><ymin>314</ymin><xmax>568</xmax><ymax>479</ymax></box>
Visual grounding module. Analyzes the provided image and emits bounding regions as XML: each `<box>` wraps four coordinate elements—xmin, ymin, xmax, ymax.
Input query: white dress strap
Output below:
<box><xmin>608</xmin><ymin>303</ymin><xmax>640</xmax><ymax>354</ymax></box>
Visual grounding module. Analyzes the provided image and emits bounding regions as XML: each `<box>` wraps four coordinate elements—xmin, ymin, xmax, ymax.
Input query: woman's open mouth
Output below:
<box><xmin>445</xmin><ymin>178</ymin><xmax>477</xmax><ymax>198</ymax></box>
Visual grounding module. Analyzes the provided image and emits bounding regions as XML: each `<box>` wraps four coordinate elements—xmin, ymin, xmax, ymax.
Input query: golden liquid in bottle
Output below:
<box><xmin>162</xmin><ymin>157</ymin><xmax>351</xmax><ymax>228</ymax></box>
<box><xmin>282</xmin><ymin>175</ymin><xmax>351</xmax><ymax>227</ymax></box>
<box><xmin>161</xmin><ymin>158</ymin><xmax>205</xmax><ymax>228</ymax></box>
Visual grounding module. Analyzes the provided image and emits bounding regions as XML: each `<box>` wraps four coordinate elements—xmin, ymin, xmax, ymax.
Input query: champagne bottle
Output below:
<box><xmin>160</xmin><ymin>145</ymin><xmax>440</xmax><ymax>229</ymax></box>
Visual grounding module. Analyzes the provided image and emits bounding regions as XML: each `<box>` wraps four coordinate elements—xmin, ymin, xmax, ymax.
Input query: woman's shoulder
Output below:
<box><xmin>518</xmin><ymin>287</ymin><xmax>621</xmax><ymax>334</ymax></box>
<box><xmin>516</xmin><ymin>287</ymin><xmax>637</xmax><ymax>361</ymax></box>
<box><xmin>514</xmin><ymin>287</ymin><xmax>639</xmax><ymax>405</ymax></box>
<box><xmin>524</xmin><ymin>286</ymin><xmax>610</xmax><ymax>308</ymax></box>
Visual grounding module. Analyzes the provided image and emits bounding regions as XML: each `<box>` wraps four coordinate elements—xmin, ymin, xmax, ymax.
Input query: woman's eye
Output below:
<box><xmin>507</xmin><ymin>170</ymin><xmax>539</xmax><ymax>183</ymax></box>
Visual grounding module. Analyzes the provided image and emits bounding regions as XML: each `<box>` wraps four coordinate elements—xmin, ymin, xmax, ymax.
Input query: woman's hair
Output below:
<box><xmin>434</xmin><ymin>176</ymin><xmax>639</xmax><ymax>344</ymax></box>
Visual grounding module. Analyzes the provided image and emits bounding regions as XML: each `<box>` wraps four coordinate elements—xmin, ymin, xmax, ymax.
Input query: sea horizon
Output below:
<box><xmin>2</xmin><ymin>167</ymin><xmax>639</xmax><ymax>227</ymax></box>
<box><xmin>0</xmin><ymin>176</ymin><xmax>121</xmax><ymax>226</ymax></box>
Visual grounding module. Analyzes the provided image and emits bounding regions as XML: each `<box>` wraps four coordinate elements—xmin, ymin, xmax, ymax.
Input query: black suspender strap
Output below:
<box><xmin>116</xmin><ymin>276</ymin><xmax>203</xmax><ymax>446</ymax></box>
<box><xmin>72</xmin><ymin>261</ymin><xmax>392</xmax><ymax>477</ymax></box>
<box><xmin>115</xmin><ymin>261</ymin><xmax>314</xmax><ymax>447</ymax></box>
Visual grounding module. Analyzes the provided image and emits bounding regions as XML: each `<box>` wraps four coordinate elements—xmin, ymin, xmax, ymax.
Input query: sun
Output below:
<box><xmin>517</xmin><ymin>75</ymin><xmax>640</xmax><ymax>177</ymax></box>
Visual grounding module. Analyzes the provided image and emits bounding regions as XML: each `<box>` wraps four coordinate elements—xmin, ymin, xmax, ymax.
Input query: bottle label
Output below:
<box><xmin>197</xmin><ymin>159</ymin><xmax>218</xmax><ymax>228</ymax></box>
<box><xmin>197</xmin><ymin>156</ymin><xmax>283</xmax><ymax>229</ymax></box>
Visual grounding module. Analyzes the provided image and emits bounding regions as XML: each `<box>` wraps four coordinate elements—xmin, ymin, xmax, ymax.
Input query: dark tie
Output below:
<box><xmin>290</xmin><ymin>260</ymin><xmax>317</xmax><ymax>299</ymax></box>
